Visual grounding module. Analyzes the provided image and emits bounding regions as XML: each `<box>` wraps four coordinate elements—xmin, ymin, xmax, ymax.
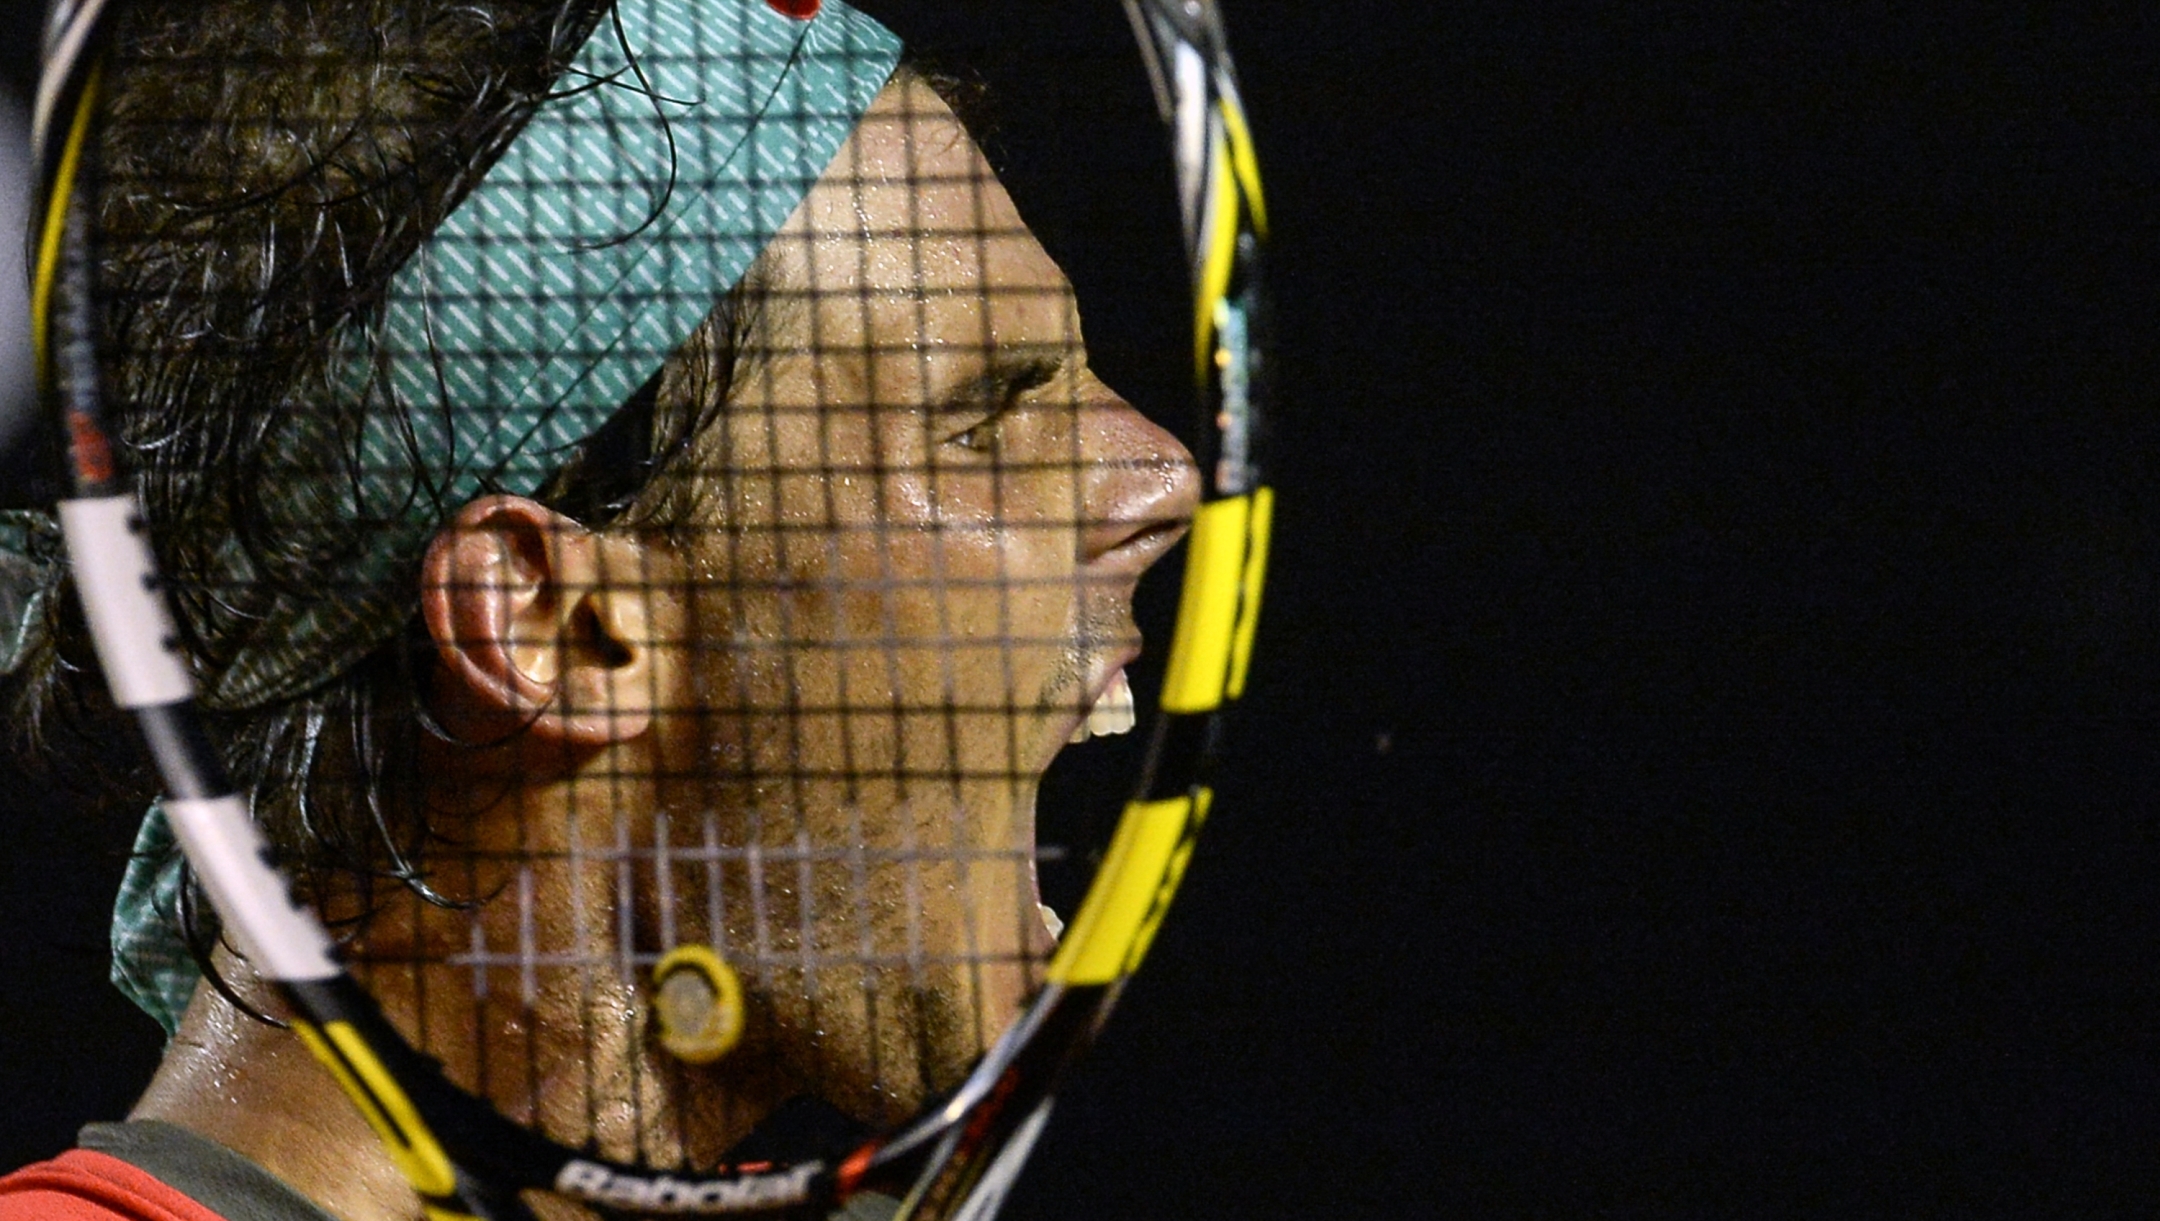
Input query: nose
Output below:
<box><xmin>1077</xmin><ymin>376</ymin><xmax>1202</xmax><ymax>573</ymax></box>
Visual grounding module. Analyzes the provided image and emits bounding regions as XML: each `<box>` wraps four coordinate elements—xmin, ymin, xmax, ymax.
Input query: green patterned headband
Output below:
<box><xmin>1</xmin><ymin>0</ymin><xmax>901</xmax><ymax>1035</ymax></box>
<box><xmin>226</xmin><ymin>0</ymin><xmax>902</xmax><ymax>711</ymax></box>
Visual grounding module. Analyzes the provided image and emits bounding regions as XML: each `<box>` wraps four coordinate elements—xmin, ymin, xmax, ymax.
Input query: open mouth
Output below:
<box><xmin>1035</xmin><ymin>668</ymin><xmax>1140</xmax><ymax>943</ymax></box>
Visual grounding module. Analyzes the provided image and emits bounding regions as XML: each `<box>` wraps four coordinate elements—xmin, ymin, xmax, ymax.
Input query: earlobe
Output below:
<box><xmin>421</xmin><ymin>495</ymin><xmax>656</xmax><ymax>746</ymax></box>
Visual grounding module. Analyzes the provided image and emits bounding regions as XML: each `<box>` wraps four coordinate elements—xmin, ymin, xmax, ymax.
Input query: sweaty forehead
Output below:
<box><xmin>783</xmin><ymin>74</ymin><xmax>1073</xmax><ymax>331</ymax></box>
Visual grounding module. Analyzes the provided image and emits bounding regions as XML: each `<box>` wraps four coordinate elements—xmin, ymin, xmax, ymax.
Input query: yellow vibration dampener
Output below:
<box><xmin>652</xmin><ymin>945</ymin><xmax>745</xmax><ymax>1065</ymax></box>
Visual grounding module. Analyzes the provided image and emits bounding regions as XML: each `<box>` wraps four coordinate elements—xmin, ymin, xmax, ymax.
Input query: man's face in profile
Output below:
<box><xmin>375</xmin><ymin>72</ymin><xmax>1198</xmax><ymax>1167</ymax></box>
<box><xmin>656</xmin><ymin>72</ymin><xmax>1199</xmax><ymax>1123</ymax></box>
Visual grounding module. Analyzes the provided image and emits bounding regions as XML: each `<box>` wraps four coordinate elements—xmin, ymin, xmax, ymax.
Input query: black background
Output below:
<box><xmin>10</xmin><ymin>2</ymin><xmax>2160</xmax><ymax>1218</ymax></box>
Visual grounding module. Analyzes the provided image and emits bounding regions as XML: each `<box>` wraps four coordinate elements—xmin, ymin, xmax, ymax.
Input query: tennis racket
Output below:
<box><xmin>29</xmin><ymin>1</ymin><xmax>1269</xmax><ymax>1217</ymax></box>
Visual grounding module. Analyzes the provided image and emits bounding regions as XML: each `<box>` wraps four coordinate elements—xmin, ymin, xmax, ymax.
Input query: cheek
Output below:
<box><xmin>672</xmin><ymin>410</ymin><xmax>1091</xmax><ymax>773</ymax></box>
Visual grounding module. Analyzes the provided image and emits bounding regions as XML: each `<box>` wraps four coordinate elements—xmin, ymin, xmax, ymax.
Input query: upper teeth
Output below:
<box><xmin>1070</xmin><ymin>670</ymin><xmax>1136</xmax><ymax>743</ymax></box>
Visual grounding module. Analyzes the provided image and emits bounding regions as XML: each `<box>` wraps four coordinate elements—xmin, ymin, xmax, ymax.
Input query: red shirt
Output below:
<box><xmin>0</xmin><ymin>1149</ymin><xmax>232</xmax><ymax>1221</ymax></box>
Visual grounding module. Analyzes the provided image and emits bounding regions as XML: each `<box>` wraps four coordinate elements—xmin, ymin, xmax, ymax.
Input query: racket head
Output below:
<box><xmin>27</xmin><ymin>1</ymin><xmax>1268</xmax><ymax>1216</ymax></box>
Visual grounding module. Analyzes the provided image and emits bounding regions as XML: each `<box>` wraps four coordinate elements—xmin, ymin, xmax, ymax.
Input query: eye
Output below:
<box><xmin>953</xmin><ymin>417</ymin><xmax>1001</xmax><ymax>453</ymax></box>
<box><xmin>938</xmin><ymin>355</ymin><xmax>1063</xmax><ymax>456</ymax></box>
<box><xmin>939</xmin><ymin>397</ymin><xmax>1012</xmax><ymax>454</ymax></box>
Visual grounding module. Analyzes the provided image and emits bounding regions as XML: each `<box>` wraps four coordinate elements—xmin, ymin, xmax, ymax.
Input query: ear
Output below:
<box><xmin>421</xmin><ymin>495</ymin><xmax>657</xmax><ymax>745</ymax></box>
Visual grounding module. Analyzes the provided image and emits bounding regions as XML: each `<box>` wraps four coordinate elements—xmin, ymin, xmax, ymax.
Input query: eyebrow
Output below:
<box><xmin>934</xmin><ymin>347</ymin><xmax>1067</xmax><ymax>414</ymax></box>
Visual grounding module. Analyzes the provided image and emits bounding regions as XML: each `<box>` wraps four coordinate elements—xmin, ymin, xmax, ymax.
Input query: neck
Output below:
<box><xmin>129</xmin><ymin>981</ymin><xmax>422</xmax><ymax>1221</ymax></box>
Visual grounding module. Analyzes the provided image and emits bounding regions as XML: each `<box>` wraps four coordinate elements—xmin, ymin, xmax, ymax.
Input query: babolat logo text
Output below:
<box><xmin>555</xmin><ymin>1160</ymin><xmax>823</xmax><ymax>1212</ymax></box>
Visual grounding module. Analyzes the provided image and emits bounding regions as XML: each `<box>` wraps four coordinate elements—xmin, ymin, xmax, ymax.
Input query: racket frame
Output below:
<box><xmin>30</xmin><ymin>1</ymin><xmax>1272</xmax><ymax>1216</ymax></box>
